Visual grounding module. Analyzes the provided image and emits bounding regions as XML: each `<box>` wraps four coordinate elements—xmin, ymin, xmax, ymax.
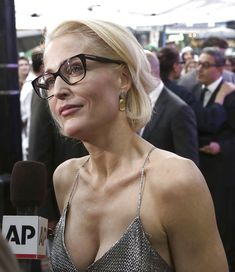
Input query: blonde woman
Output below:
<box><xmin>32</xmin><ymin>20</ymin><xmax>228</xmax><ymax>271</ymax></box>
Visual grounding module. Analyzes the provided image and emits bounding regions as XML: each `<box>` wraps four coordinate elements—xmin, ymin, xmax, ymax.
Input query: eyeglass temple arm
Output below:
<box><xmin>84</xmin><ymin>54</ymin><xmax>125</xmax><ymax>65</ymax></box>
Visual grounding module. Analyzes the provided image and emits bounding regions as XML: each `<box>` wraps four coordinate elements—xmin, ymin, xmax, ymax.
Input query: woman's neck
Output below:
<box><xmin>83</xmin><ymin>132</ymin><xmax>147</xmax><ymax>180</ymax></box>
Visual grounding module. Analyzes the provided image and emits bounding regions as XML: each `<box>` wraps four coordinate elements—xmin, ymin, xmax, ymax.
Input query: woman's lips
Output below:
<box><xmin>59</xmin><ymin>104</ymin><xmax>83</xmax><ymax>117</ymax></box>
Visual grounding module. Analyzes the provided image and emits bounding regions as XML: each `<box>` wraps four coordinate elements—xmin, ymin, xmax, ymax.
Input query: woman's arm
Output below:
<box><xmin>162</xmin><ymin>159</ymin><xmax>228</xmax><ymax>271</ymax></box>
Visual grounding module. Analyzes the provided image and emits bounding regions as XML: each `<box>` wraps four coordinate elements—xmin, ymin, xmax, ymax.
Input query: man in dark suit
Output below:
<box><xmin>196</xmin><ymin>47</ymin><xmax>235</xmax><ymax>271</ymax></box>
<box><xmin>178</xmin><ymin>68</ymin><xmax>235</xmax><ymax>95</ymax></box>
<box><xmin>178</xmin><ymin>36</ymin><xmax>235</xmax><ymax>93</ymax></box>
<box><xmin>143</xmin><ymin>51</ymin><xmax>199</xmax><ymax>165</ymax></box>
<box><xmin>157</xmin><ymin>46</ymin><xmax>234</xmax><ymax>140</ymax></box>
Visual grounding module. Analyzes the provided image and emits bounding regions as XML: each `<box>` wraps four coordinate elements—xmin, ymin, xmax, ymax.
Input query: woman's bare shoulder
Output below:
<box><xmin>149</xmin><ymin>149</ymin><xmax>208</xmax><ymax>198</ymax></box>
<box><xmin>148</xmin><ymin>150</ymin><xmax>227</xmax><ymax>271</ymax></box>
<box><xmin>53</xmin><ymin>155</ymin><xmax>89</xmax><ymax>182</ymax></box>
<box><xmin>148</xmin><ymin>149</ymin><xmax>214</xmax><ymax>226</ymax></box>
<box><xmin>53</xmin><ymin>155</ymin><xmax>90</xmax><ymax>211</ymax></box>
<box><xmin>54</xmin><ymin>156</ymin><xmax>88</xmax><ymax>174</ymax></box>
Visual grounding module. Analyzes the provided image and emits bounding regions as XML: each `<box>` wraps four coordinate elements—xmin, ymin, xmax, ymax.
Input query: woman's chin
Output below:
<box><xmin>61</xmin><ymin>120</ymin><xmax>97</xmax><ymax>141</ymax></box>
<box><xmin>62</xmin><ymin>125</ymin><xmax>82</xmax><ymax>139</ymax></box>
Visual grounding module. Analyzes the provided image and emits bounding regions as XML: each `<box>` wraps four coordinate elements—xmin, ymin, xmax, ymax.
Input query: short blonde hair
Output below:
<box><xmin>46</xmin><ymin>20</ymin><xmax>157</xmax><ymax>131</ymax></box>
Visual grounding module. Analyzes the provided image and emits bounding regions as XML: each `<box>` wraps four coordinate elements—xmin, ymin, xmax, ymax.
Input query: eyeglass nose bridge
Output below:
<box><xmin>51</xmin><ymin>69</ymin><xmax>71</xmax><ymax>90</ymax></box>
<box><xmin>47</xmin><ymin>69</ymin><xmax>86</xmax><ymax>99</ymax></box>
<box><xmin>53</xmin><ymin>69</ymin><xmax>68</xmax><ymax>85</ymax></box>
<box><xmin>51</xmin><ymin>71</ymin><xmax>71</xmax><ymax>96</ymax></box>
<box><xmin>49</xmin><ymin>72</ymin><xmax>71</xmax><ymax>99</ymax></box>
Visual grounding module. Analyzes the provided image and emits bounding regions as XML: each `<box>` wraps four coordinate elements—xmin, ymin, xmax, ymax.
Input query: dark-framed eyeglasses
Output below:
<box><xmin>198</xmin><ymin>61</ymin><xmax>218</xmax><ymax>69</ymax></box>
<box><xmin>32</xmin><ymin>53</ymin><xmax>125</xmax><ymax>99</ymax></box>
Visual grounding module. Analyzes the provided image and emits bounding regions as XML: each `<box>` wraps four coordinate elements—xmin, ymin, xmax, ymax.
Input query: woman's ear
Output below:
<box><xmin>119</xmin><ymin>66</ymin><xmax>132</xmax><ymax>91</ymax></box>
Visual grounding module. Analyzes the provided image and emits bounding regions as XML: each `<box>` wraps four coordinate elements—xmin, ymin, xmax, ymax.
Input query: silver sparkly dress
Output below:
<box><xmin>49</xmin><ymin>149</ymin><xmax>173</xmax><ymax>271</ymax></box>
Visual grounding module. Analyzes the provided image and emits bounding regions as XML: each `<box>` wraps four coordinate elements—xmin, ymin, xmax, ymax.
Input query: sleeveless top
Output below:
<box><xmin>49</xmin><ymin>148</ymin><xmax>173</xmax><ymax>272</ymax></box>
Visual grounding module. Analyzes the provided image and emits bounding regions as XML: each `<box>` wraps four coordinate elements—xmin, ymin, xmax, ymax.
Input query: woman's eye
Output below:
<box><xmin>67</xmin><ymin>64</ymin><xmax>83</xmax><ymax>76</ymax></box>
<box><xmin>45</xmin><ymin>77</ymin><xmax>55</xmax><ymax>89</ymax></box>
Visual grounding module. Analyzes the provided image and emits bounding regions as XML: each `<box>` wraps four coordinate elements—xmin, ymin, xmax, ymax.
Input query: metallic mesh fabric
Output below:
<box><xmin>49</xmin><ymin>148</ymin><xmax>173</xmax><ymax>271</ymax></box>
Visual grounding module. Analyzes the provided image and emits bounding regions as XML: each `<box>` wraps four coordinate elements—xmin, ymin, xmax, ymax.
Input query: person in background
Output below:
<box><xmin>157</xmin><ymin>46</ymin><xmax>195</xmax><ymax>106</ymax></box>
<box><xmin>156</xmin><ymin>45</ymin><xmax>234</xmax><ymax>127</ymax></box>
<box><xmin>197</xmin><ymin>47</ymin><xmax>235</xmax><ymax>271</ymax></box>
<box><xmin>159</xmin><ymin>47</ymin><xmax>184</xmax><ymax>81</ymax></box>
<box><xmin>32</xmin><ymin>19</ymin><xmax>228</xmax><ymax>271</ymax></box>
<box><xmin>181</xmin><ymin>46</ymin><xmax>194</xmax><ymax>63</ymax></box>
<box><xmin>178</xmin><ymin>36</ymin><xmax>235</xmax><ymax>92</ymax></box>
<box><xmin>225</xmin><ymin>55</ymin><xmax>235</xmax><ymax>74</ymax></box>
<box><xmin>143</xmin><ymin>50</ymin><xmax>199</xmax><ymax>165</ymax></box>
<box><xmin>18</xmin><ymin>56</ymin><xmax>30</xmax><ymax>91</ymax></box>
<box><xmin>156</xmin><ymin>46</ymin><xmax>235</xmax><ymax>139</ymax></box>
<box><xmin>202</xmin><ymin>36</ymin><xmax>229</xmax><ymax>52</ymax></box>
<box><xmin>184</xmin><ymin>58</ymin><xmax>198</xmax><ymax>74</ymax></box>
<box><xmin>180</xmin><ymin>46</ymin><xmax>197</xmax><ymax>76</ymax></box>
<box><xmin>20</xmin><ymin>50</ymin><xmax>44</xmax><ymax>160</ymax></box>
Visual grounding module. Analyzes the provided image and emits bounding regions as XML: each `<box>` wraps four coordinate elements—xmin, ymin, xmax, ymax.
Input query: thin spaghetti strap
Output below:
<box><xmin>67</xmin><ymin>156</ymin><xmax>90</xmax><ymax>206</ymax></box>
<box><xmin>137</xmin><ymin>147</ymin><xmax>155</xmax><ymax>216</ymax></box>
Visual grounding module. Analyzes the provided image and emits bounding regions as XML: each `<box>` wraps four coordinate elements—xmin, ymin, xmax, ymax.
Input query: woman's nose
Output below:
<box><xmin>53</xmin><ymin>77</ymin><xmax>71</xmax><ymax>99</ymax></box>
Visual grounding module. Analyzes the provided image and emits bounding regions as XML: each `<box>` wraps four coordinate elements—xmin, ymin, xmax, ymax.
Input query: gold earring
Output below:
<box><xmin>119</xmin><ymin>92</ymin><xmax>126</xmax><ymax>111</ymax></box>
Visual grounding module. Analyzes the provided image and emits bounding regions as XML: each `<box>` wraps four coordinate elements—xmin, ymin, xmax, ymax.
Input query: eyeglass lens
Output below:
<box><xmin>198</xmin><ymin>61</ymin><xmax>216</xmax><ymax>69</ymax></box>
<box><xmin>35</xmin><ymin>55</ymin><xmax>85</xmax><ymax>98</ymax></box>
<box><xmin>33</xmin><ymin>54</ymin><xmax>125</xmax><ymax>99</ymax></box>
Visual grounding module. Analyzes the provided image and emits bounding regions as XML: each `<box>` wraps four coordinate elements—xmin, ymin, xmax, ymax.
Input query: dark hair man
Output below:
<box><xmin>196</xmin><ymin>46</ymin><xmax>235</xmax><ymax>271</ymax></box>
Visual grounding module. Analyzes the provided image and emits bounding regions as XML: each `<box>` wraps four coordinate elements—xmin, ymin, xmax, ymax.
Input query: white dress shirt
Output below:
<box><xmin>20</xmin><ymin>72</ymin><xmax>36</xmax><ymax>160</ymax></box>
<box><xmin>202</xmin><ymin>76</ymin><xmax>223</xmax><ymax>106</ymax></box>
<box><xmin>139</xmin><ymin>81</ymin><xmax>164</xmax><ymax>136</ymax></box>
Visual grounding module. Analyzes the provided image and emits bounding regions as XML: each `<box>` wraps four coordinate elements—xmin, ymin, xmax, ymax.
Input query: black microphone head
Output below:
<box><xmin>10</xmin><ymin>161</ymin><xmax>47</xmax><ymax>208</ymax></box>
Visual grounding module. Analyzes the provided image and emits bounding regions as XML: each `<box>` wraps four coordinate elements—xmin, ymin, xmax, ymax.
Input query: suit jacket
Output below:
<box><xmin>142</xmin><ymin>87</ymin><xmax>199</xmax><ymax>165</ymax></box>
<box><xmin>163</xmin><ymin>78</ymin><xmax>196</xmax><ymax>106</ymax></box>
<box><xmin>198</xmin><ymin>80</ymin><xmax>235</xmax><ymax>189</ymax></box>
<box><xmin>178</xmin><ymin>69</ymin><xmax>235</xmax><ymax>94</ymax></box>
<box><xmin>166</xmin><ymin>76</ymin><xmax>226</xmax><ymax>133</ymax></box>
<box><xmin>28</xmin><ymin>92</ymin><xmax>88</xmax><ymax>220</ymax></box>
<box><xmin>197</xmin><ymin>81</ymin><xmax>235</xmax><ymax>262</ymax></box>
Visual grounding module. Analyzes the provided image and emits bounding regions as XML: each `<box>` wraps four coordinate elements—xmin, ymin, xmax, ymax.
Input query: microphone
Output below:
<box><xmin>2</xmin><ymin>161</ymin><xmax>48</xmax><ymax>270</ymax></box>
<box><xmin>10</xmin><ymin>160</ymin><xmax>47</xmax><ymax>215</ymax></box>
